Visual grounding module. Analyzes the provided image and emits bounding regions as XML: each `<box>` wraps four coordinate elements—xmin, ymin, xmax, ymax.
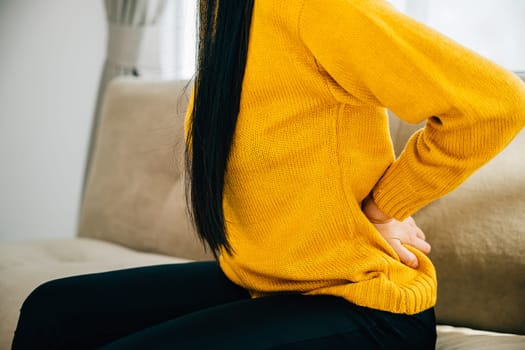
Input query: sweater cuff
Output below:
<box><xmin>371</xmin><ymin>160</ymin><xmax>429</xmax><ymax>222</ymax></box>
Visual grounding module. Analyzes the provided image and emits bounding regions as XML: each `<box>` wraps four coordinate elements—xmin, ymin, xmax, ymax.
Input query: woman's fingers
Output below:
<box><xmin>415</xmin><ymin>229</ymin><xmax>426</xmax><ymax>240</ymax></box>
<box><xmin>409</xmin><ymin>226</ymin><xmax>430</xmax><ymax>253</ymax></box>
<box><xmin>410</xmin><ymin>237</ymin><xmax>431</xmax><ymax>254</ymax></box>
<box><xmin>370</xmin><ymin>215</ymin><xmax>431</xmax><ymax>268</ymax></box>
<box><xmin>388</xmin><ymin>239</ymin><xmax>419</xmax><ymax>268</ymax></box>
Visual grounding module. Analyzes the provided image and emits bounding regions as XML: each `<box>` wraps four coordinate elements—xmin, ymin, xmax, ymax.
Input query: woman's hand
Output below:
<box><xmin>362</xmin><ymin>195</ymin><xmax>431</xmax><ymax>268</ymax></box>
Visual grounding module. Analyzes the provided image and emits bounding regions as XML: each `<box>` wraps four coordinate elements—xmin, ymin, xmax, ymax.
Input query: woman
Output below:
<box><xmin>12</xmin><ymin>0</ymin><xmax>525</xmax><ymax>349</ymax></box>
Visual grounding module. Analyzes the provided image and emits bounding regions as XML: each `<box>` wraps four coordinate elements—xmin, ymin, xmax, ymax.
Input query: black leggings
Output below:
<box><xmin>12</xmin><ymin>261</ymin><xmax>436</xmax><ymax>349</ymax></box>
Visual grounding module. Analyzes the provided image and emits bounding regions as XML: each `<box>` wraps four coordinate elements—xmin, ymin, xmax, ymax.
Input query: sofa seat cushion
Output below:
<box><xmin>0</xmin><ymin>238</ymin><xmax>190</xmax><ymax>350</ymax></box>
<box><xmin>1</xmin><ymin>238</ymin><xmax>523</xmax><ymax>349</ymax></box>
<box><xmin>436</xmin><ymin>325</ymin><xmax>525</xmax><ymax>349</ymax></box>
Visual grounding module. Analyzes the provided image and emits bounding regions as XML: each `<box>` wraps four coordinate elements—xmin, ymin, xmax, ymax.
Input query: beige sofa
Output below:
<box><xmin>1</xmin><ymin>77</ymin><xmax>524</xmax><ymax>349</ymax></box>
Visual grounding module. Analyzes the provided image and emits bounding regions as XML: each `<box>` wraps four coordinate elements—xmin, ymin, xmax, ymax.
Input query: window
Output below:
<box><xmin>389</xmin><ymin>0</ymin><xmax>524</xmax><ymax>71</ymax></box>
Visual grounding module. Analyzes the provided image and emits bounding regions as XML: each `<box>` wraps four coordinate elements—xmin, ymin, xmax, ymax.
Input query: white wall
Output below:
<box><xmin>0</xmin><ymin>0</ymin><xmax>106</xmax><ymax>240</ymax></box>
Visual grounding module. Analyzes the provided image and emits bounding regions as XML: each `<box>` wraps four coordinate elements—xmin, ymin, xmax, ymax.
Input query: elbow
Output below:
<box><xmin>503</xmin><ymin>93</ymin><xmax>525</xmax><ymax>134</ymax></box>
<box><xmin>482</xmin><ymin>75</ymin><xmax>525</xmax><ymax>136</ymax></box>
<box><xmin>500</xmin><ymin>74</ymin><xmax>525</xmax><ymax>130</ymax></box>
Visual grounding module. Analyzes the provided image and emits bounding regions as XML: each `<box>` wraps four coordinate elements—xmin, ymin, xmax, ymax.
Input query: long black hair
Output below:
<box><xmin>185</xmin><ymin>0</ymin><xmax>255</xmax><ymax>260</ymax></box>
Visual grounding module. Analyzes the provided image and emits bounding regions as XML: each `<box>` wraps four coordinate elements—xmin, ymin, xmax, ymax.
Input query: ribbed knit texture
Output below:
<box><xmin>186</xmin><ymin>0</ymin><xmax>525</xmax><ymax>314</ymax></box>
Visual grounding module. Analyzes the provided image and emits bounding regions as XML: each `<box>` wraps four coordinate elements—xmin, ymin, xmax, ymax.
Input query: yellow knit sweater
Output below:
<box><xmin>185</xmin><ymin>0</ymin><xmax>525</xmax><ymax>314</ymax></box>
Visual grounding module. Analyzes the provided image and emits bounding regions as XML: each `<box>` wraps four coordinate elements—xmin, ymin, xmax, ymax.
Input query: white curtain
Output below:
<box><xmin>168</xmin><ymin>0</ymin><xmax>197</xmax><ymax>79</ymax></box>
<box><xmin>102</xmin><ymin>0</ymin><xmax>168</xmax><ymax>87</ymax></box>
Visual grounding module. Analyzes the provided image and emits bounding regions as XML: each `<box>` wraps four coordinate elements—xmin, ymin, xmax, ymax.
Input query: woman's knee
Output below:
<box><xmin>21</xmin><ymin>278</ymin><xmax>68</xmax><ymax>314</ymax></box>
<box><xmin>12</xmin><ymin>279</ymin><xmax>70</xmax><ymax>349</ymax></box>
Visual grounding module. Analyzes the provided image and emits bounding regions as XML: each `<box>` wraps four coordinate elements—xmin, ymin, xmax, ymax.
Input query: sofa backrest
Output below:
<box><xmin>78</xmin><ymin>78</ymin><xmax>214</xmax><ymax>261</ymax></box>
<box><xmin>79</xmin><ymin>76</ymin><xmax>524</xmax><ymax>334</ymax></box>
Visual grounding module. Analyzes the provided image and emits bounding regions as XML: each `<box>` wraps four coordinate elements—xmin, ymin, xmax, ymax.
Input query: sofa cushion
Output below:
<box><xmin>388</xmin><ymin>102</ymin><xmax>525</xmax><ymax>333</ymax></box>
<box><xmin>436</xmin><ymin>326</ymin><xmax>525</xmax><ymax>350</ymax></box>
<box><xmin>78</xmin><ymin>78</ymin><xmax>214</xmax><ymax>261</ymax></box>
<box><xmin>0</xmin><ymin>238</ymin><xmax>188</xmax><ymax>350</ymax></box>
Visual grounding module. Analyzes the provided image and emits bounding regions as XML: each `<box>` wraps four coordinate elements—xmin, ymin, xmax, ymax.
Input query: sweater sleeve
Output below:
<box><xmin>299</xmin><ymin>0</ymin><xmax>525</xmax><ymax>220</ymax></box>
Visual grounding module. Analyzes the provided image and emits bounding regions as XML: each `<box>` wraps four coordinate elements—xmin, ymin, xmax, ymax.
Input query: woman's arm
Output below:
<box><xmin>299</xmin><ymin>0</ymin><xmax>525</xmax><ymax>221</ymax></box>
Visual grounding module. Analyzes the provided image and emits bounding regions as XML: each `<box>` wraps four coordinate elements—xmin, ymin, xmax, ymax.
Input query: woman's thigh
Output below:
<box><xmin>11</xmin><ymin>261</ymin><xmax>250</xmax><ymax>350</ymax></box>
<box><xmin>98</xmin><ymin>294</ymin><xmax>437</xmax><ymax>350</ymax></box>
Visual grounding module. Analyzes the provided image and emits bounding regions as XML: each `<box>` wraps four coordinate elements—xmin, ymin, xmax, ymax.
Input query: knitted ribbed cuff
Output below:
<box><xmin>371</xmin><ymin>160</ymin><xmax>427</xmax><ymax>221</ymax></box>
